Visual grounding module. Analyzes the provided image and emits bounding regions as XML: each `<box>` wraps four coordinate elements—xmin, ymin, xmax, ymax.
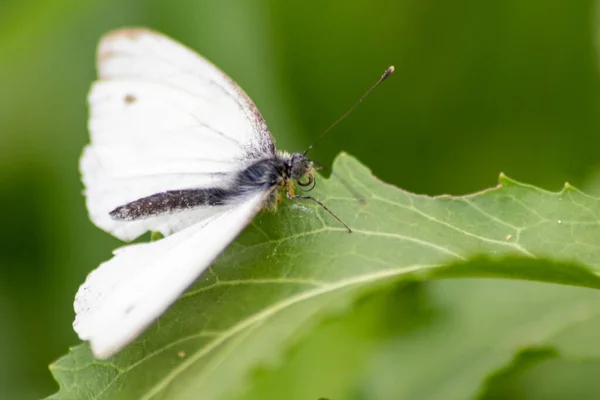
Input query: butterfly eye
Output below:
<box><xmin>298</xmin><ymin>175</ymin><xmax>316</xmax><ymax>191</ymax></box>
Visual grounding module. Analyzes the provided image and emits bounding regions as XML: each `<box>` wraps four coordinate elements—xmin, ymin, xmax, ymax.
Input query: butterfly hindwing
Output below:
<box><xmin>74</xmin><ymin>190</ymin><xmax>269</xmax><ymax>358</ymax></box>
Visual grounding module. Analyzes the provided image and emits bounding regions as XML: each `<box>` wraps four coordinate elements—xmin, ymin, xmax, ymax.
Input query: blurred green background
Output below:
<box><xmin>1</xmin><ymin>0</ymin><xmax>600</xmax><ymax>398</ymax></box>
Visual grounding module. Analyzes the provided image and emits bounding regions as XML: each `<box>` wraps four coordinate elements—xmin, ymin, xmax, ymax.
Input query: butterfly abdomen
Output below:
<box><xmin>110</xmin><ymin>156</ymin><xmax>293</xmax><ymax>221</ymax></box>
<box><xmin>110</xmin><ymin>188</ymin><xmax>234</xmax><ymax>220</ymax></box>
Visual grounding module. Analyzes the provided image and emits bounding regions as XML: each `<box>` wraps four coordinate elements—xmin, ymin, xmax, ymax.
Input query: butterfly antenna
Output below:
<box><xmin>304</xmin><ymin>65</ymin><xmax>395</xmax><ymax>156</ymax></box>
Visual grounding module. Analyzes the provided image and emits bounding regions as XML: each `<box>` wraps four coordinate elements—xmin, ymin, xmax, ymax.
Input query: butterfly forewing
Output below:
<box><xmin>83</xmin><ymin>28</ymin><xmax>275</xmax><ymax>241</ymax></box>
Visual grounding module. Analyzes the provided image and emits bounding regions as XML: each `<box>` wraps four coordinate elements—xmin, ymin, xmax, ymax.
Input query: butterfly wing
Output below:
<box><xmin>82</xmin><ymin>28</ymin><xmax>275</xmax><ymax>241</ymax></box>
<box><xmin>74</xmin><ymin>190</ymin><xmax>269</xmax><ymax>359</ymax></box>
<box><xmin>76</xmin><ymin>29</ymin><xmax>278</xmax><ymax>358</ymax></box>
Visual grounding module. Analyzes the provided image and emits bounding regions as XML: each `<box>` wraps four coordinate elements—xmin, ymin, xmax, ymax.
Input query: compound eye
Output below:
<box><xmin>297</xmin><ymin>175</ymin><xmax>316</xmax><ymax>191</ymax></box>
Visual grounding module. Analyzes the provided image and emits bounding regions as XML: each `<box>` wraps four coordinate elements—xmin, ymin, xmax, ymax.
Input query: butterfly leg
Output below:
<box><xmin>289</xmin><ymin>194</ymin><xmax>352</xmax><ymax>233</ymax></box>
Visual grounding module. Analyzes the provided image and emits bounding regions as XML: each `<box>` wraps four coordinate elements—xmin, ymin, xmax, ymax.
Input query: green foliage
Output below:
<box><xmin>47</xmin><ymin>154</ymin><xmax>600</xmax><ymax>399</ymax></box>
<box><xmin>2</xmin><ymin>1</ymin><xmax>600</xmax><ymax>398</ymax></box>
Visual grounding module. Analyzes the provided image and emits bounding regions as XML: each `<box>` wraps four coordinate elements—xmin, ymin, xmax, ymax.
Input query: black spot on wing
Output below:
<box><xmin>124</xmin><ymin>94</ymin><xmax>136</xmax><ymax>104</ymax></box>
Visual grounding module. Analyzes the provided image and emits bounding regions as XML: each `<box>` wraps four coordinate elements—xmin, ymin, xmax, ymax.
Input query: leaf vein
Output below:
<box><xmin>139</xmin><ymin>264</ymin><xmax>439</xmax><ymax>399</ymax></box>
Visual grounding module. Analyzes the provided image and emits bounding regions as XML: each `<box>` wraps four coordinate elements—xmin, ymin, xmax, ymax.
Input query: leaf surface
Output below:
<box><xmin>47</xmin><ymin>153</ymin><xmax>600</xmax><ymax>399</ymax></box>
<box><xmin>360</xmin><ymin>279</ymin><xmax>600</xmax><ymax>400</ymax></box>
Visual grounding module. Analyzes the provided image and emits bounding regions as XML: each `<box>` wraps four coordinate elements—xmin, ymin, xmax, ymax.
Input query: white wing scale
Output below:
<box><xmin>76</xmin><ymin>28</ymin><xmax>277</xmax><ymax>357</ymax></box>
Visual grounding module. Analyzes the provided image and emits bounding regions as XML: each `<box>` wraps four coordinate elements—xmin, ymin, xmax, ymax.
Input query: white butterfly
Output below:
<box><xmin>74</xmin><ymin>28</ymin><xmax>361</xmax><ymax>359</ymax></box>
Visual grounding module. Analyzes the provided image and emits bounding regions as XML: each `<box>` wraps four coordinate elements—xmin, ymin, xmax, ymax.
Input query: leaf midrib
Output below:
<box><xmin>136</xmin><ymin>263</ymin><xmax>436</xmax><ymax>399</ymax></box>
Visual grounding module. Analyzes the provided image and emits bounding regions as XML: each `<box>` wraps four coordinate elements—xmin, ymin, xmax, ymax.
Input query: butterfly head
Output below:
<box><xmin>289</xmin><ymin>153</ymin><xmax>317</xmax><ymax>191</ymax></box>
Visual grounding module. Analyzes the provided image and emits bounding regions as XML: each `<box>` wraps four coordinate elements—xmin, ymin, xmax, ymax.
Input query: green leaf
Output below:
<box><xmin>47</xmin><ymin>153</ymin><xmax>600</xmax><ymax>399</ymax></box>
<box><xmin>481</xmin><ymin>355</ymin><xmax>600</xmax><ymax>400</ymax></box>
<box><xmin>358</xmin><ymin>279</ymin><xmax>600</xmax><ymax>400</ymax></box>
<box><xmin>241</xmin><ymin>278</ymin><xmax>600</xmax><ymax>400</ymax></box>
<box><xmin>238</xmin><ymin>281</ymin><xmax>433</xmax><ymax>400</ymax></box>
